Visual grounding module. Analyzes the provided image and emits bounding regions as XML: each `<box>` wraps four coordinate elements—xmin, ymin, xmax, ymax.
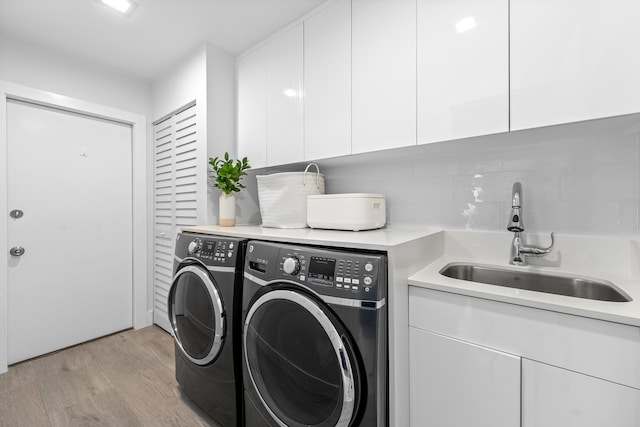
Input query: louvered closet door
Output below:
<box><xmin>173</xmin><ymin>108</ymin><xmax>198</xmax><ymax>228</ymax></box>
<box><xmin>153</xmin><ymin>104</ymin><xmax>200</xmax><ymax>333</ymax></box>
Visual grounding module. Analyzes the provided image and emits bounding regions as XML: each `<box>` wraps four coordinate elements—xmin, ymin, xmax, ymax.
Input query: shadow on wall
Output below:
<box><xmin>239</xmin><ymin>113</ymin><xmax>640</xmax><ymax>237</ymax></box>
<box><xmin>209</xmin><ymin>173</ymin><xmax>262</xmax><ymax>226</ymax></box>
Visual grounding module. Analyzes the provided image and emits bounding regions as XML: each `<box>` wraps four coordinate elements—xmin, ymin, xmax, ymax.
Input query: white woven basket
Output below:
<box><xmin>256</xmin><ymin>163</ymin><xmax>325</xmax><ymax>228</ymax></box>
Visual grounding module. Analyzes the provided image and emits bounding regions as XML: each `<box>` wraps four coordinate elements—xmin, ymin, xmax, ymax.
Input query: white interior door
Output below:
<box><xmin>7</xmin><ymin>99</ymin><xmax>133</xmax><ymax>364</ymax></box>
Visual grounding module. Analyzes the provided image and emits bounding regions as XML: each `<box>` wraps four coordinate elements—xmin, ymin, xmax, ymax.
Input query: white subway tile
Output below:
<box><xmin>412</xmin><ymin>149</ymin><xmax>502</xmax><ymax>178</ymax></box>
<box><xmin>525</xmin><ymin>200</ymin><xmax>637</xmax><ymax>236</ymax></box>
<box><xmin>454</xmin><ymin>170</ymin><xmax>563</xmax><ymax>204</ymax></box>
<box><xmin>246</xmin><ymin>115</ymin><xmax>640</xmax><ymax>237</ymax></box>
<box><xmin>563</xmin><ymin>163</ymin><xmax>636</xmax><ymax>202</ymax></box>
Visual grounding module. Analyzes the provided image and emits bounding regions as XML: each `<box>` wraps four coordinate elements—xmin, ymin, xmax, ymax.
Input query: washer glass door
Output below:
<box><xmin>244</xmin><ymin>289</ymin><xmax>357</xmax><ymax>427</ymax></box>
<box><xmin>169</xmin><ymin>265</ymin><xmax>225</xmax><ymax>365</ymax></box>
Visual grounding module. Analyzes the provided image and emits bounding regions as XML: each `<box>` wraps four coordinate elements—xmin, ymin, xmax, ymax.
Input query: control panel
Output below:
<box><xmin>176</xmin><ymin>233</ymin><xmax>242</xmax><ymax>267</ymax></box>
<box><xmin>245</xmin><ymin>241</ymin><xmax>387</xmax><ymax>301</ymax></box>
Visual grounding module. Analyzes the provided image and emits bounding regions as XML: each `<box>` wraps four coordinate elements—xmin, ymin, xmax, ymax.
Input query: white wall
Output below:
<box><xmin>152</xmin><ymin>45</ymin><xmax>207</xmax><ymax>121</ymax></box>
<box><xmin>0</xmin><ymin>34</ymin><xmax>151</xmax><ymax>115</ymax></box>
<box><xmin>151</xmin><ymin>43</ymin><xmax>236</xmax><ymax>226</ymax></box>
<box><xmin>205</xmin><ymin>44</ymin><xmax>237</xmax><ymax>225</ymax></box>
<box><xmin>241</xmin><ymin>114</ymin><xmax>640</xmax><ymax>237</ymax></box>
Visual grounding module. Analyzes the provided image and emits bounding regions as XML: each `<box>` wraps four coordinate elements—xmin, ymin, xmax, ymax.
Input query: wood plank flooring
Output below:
<box><xmin>0</xmin><ymin>326</ymin><xmax>220</xmax><ymax>426</ymax></box>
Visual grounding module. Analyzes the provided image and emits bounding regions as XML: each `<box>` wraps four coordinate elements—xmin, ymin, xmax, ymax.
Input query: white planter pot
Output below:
<box><xmin>219</xmin><ymin>193</ymin><xmax>236</xmax><ymax>227</ymax></box>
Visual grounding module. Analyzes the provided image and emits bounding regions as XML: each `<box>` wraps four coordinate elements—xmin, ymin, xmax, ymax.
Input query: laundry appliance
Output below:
<box><xmin>242</xmin><ymin>240</ymin><xmax>388</xmax><ymax>426</ymax></box>
<box><xmin>168</xmin><ymin>232</ymin><xmax>246</xmax><ymax>426</ymax></box>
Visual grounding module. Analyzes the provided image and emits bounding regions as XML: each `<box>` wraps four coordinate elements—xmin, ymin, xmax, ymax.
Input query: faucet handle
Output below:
<box><xmin>522</xmin><ymin>232</ymin><xmax>555</xmax><ymax>256</ymax></box>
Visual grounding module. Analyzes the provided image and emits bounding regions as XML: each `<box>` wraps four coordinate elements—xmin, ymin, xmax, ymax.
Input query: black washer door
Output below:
<box><xmin>169</xmin><ymin>265</ymin><xmax>225</xmax><ymax>365</ymax></box>
<box><xmin>244</xmin><ymin>289</ymin><xmax>357</xmax><ymax>427</ymax></box>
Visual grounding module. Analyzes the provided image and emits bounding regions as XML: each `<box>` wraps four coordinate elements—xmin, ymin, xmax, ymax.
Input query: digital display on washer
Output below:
<box><xmin>308</xmin><ymin>257</ymin><xmax>336</xmax><ymax>281</ymax></box>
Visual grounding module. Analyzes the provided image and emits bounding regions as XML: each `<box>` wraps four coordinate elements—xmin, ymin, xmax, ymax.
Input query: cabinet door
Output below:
<box><xmin>304</xmin><ymin>0</ymin><xmax>351</xmax><ymax>161</ymax></box>
<box><xmin>237</xmin><ymin>45</ymin><xmax>267</xmax><ymax>168</ymax></box>
<box><xmin>417</xmin><ymin>0</ymin><xmax>508</xmax><ymax>144</ymax></box>
<box><xmin>267</xmin><ymin>24</ymin><xmax>304</xmax><ymax>166</ymax></box>
<box><xmin>352</xmin><ymin>0</ymin><xmax>416</xmax><ymax>154</ymax></box>
<box><xmin>522</xmin><ymin>359</ymin><xmax>640</xmax><ymax>427</ymax></box>
<box><xmin>511</xmin><ymin>0</ymin><xmax>640</xmax><ymax>130</ymax></box>
<box><xmin>409</xmin><ymin>327</ymin><xmax>520</xmax><ymax>427</ymax></box>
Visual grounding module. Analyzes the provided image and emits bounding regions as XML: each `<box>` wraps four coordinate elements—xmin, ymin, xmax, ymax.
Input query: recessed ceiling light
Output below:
<box><xmin>99</xmin><ymin>0</ymin><xmax>138</xmax><ymax>15</ymax></box>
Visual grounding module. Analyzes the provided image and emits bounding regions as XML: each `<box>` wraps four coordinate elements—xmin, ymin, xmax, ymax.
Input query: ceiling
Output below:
<box><xmin>0</xmin><ymin>0</ymin><xmax>326</xmax><ymax>80</ymax></box>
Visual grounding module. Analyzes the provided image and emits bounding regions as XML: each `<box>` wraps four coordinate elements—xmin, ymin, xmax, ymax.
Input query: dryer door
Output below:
<box><xmin>168</xmin><ymin>265</ymin><xmax>225</xmax><ymax>366</ymax></box>
<box><xmin>244</xmin><ymin>289</ymin><xmax>360</xmax><ymax>427</ymax></box>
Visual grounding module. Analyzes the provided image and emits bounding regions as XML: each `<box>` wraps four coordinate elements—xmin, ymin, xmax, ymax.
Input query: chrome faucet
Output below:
<box><xmin>507</xmin><ymin>182</ymin><xmax>554</xmax><ymax>266</ymax></box>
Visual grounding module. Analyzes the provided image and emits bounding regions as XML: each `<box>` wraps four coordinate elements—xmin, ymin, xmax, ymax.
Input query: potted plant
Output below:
<box><xmin>209</xmin><ymin>152</ymin><xmax>250</xmax><ymax>226</ymax></box>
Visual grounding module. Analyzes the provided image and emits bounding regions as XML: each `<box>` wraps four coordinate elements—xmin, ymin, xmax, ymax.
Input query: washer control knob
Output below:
<box><xmin>188</xmin><ymin>239</ymin><xmax>202</xmax><ymax>255</ymax></box>
<box><xmin>283</xmin><ymin>256</ymin><xmax>301</xmax><ymax>275</ymax></box>
<box><xmin>364</xmin><ymin>262</ymin><xmax>374</xmax><ymax>272</ymax></box>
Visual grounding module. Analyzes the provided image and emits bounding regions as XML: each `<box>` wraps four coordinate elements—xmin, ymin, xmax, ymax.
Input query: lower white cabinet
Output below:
<box><xmin>408</xmin><ymin>286</ymin><xmax>640</xmax><ymax>427</ymax></box>
<box><xmin>409</xmin><ymin>327</ymin><xmax>520</xmax><ymax>427</ymax></box>
<box><xmin>522</xmin><ymin>359</ymin><xmax>640</xmax><ymax>427</ymax></box>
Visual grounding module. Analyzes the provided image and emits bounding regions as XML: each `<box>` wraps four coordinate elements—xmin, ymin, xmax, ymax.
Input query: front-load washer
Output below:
<box><xmin>242</xmin><ymin>240</ymin><xmax>388</xmax><ymax>427</ymax></box>
<box><xmin>168</xmin><ymin>232</ymin><xmax>246</xmax><ymax>426</ymax></box>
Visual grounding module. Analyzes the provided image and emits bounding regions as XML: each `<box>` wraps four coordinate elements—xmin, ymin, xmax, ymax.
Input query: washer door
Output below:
<box><xmin>244</xmin><ymin>289</ymin><xmax>359</xmax><ymax>427</ymax></box>
<box><xmin>169</xmin><ymin>264</ymin><xmax>225</xmax><ymax>366</ymax></box>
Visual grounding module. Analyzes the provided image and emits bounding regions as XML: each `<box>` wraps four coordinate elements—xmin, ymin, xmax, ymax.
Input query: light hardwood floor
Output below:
<box><xmin>0</xmin><ymin>326</ymin><xmax>220</xmax><ymax>426</ymax></box>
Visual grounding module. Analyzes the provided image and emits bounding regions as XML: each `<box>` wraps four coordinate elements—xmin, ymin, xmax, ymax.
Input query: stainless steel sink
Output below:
<box><xmin>439</xmin><ymin>263</ymin><xmax>632</xmax><ymax>302</ymax></box>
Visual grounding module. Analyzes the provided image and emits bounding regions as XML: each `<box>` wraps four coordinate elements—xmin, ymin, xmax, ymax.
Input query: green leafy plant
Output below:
<box><xmin>208</xmin><ymin>152</ymin><xmax>251</xmax><ymax>195</ymax></box>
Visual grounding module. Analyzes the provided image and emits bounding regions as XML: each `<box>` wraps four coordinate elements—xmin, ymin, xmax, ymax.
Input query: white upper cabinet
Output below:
<box><xmin>511</xmin><ymin>0</ymin><xmax>640</xmax><ymax>130</ymax></box>
<box><xmin>352</xmin><ymin>0</ymin><xmax>417</xmax><ymax>154</ymax></box>
<box><xmin>304</xmin><ymin>0</ymin><xmax>351</xmax><ymax>161</ymax></box>
<box><xmin>417</xmin><ymin>0</ymin><xmax>509</xmax><ymax>144</ymax></box>
<box><xmin>266</xmin><ymin>24</ymin><xmax>304</xmax><ymax>166</ymax></box>
<box><xmin>237</xmin><ymin>45</ymin><xmax>267</xmax><ymax>168</ymax></box>
<box><xmin>238</xmin><ymin>0</ymin><xmax>640</xmax><ymax>166</ymax></box>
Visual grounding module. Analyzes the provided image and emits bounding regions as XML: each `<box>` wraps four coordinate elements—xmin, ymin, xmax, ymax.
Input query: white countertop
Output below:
<box><xmin>181</xmin><ymin>224</ymin><xmax>440</xmax><ymax>251</ymax></box>
<box><xmin>183</xmin><ymin>225</ymin><xmax>640</xmax><ymax>326</ymax></box>
<box><xmin>408</xmin><ymin>230</ymin><xmax>640</xmax><ymax>327</ymax></box>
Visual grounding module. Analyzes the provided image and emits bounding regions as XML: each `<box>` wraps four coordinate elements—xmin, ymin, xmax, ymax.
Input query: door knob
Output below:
<box><xmin>10</xmin><ymin>210</ymin><xmax>24</xmax><ymax>219</ymax></box>
<box><xmin>10</xmin><ymin>246</ymin><xmax>25</xmax><ymax>256</ymax></box>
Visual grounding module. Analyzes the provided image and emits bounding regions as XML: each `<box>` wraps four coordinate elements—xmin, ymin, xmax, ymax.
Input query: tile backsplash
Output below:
<box><xmin>237</xmin><ymin>114</ymin><xmax>640</xmax><ymax>237</ymax></box>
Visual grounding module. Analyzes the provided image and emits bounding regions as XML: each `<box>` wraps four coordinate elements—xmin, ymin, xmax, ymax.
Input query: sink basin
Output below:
<box><xmin>439</xmin><ymin>263</ymin><xmax>632</xmax><ymax>302</ymax></box>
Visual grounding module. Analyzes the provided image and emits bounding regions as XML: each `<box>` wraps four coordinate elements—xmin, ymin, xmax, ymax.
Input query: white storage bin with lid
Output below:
<box><xmin>307</xmin><ymin>193</ymin><xmax>386</xmax><ymax>231</ymax></box>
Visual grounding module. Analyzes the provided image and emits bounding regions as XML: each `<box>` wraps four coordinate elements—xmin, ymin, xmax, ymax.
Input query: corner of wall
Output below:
<box><xmin>205</xmin><ymin>43</ymin><xmax>236</xmax><ymax>159</ymax></box>
<box><xmin>204</xmin><ymin>43</ymin><xmax>236</xmax><ymax>225</ymax></box>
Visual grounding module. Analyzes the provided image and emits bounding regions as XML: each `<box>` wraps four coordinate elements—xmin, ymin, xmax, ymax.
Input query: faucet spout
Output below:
<box><xmin>506</xmin><ymin>182</ymin><xmax>554</xmax><ymax>266</ymax></box>
<box><xmin>507</xmin><ymin>182</ymin><xmax>524</xmax><ymax>232</ymax></box>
